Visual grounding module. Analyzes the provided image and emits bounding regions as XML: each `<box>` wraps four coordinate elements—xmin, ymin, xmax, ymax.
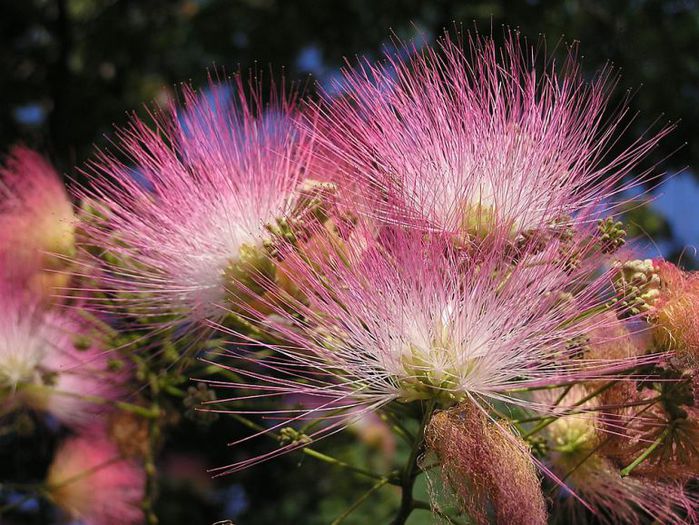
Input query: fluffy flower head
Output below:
<box><xmin>47</xmin><ymin>431</ymin><xmax>145</xmax><ymax>525</ymax></box>
<box><xmin>0</xmin><ymin>282</ymin><xmax>122</xmax><ymax>427</ymax></box>
<box><xmin>80</xmin><ymin>76</ymin><xmax>313</xmax><ymax>323</ymax></box>
<box><xmin>313</xmin><ymin>31</ymin><xmax>668</xmax><ymax>241</ymax></box>
<box><xmin>211</xmin><ymin>226</ymin><xmax>653</xmax><ymax>472</ymax></box>
<box><xmin>543</xmin><ymin>386</ymin><xmax>697</xmax><ymax>524</ymax></box>
<box><xmin>0</xmin><ymin>146</ymin><xmax>75</xmax><ymax>296</ymax></box>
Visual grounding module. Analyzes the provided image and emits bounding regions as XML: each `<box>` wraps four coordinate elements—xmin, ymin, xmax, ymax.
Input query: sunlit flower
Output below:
<box><xmin>210</xmin><ymin>227</ymin><xmax>653</xmax><ymax>472</ymax></box>
<box><xmin>46</xmin><ymin>431</ymin><xmax>145</xmax><ymax>525</ymax></box>
<box><xmin>78</xmin><ymin>77</ymin><xmax>314</xmax><ymax>326</ymax></box>
<box><xmin>312</xmin><ymin>32</ymin><xmax>668</xmax><ymax>242</ymax></box>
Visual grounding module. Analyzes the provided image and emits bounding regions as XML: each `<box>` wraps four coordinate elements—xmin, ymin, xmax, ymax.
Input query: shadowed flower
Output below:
<box><xmin>0</xmin><ymin>146</ymin><xmax>75</xmax><ymax>299</ymax></box>
<box><xmin>46</xmin><ymin>431</ymin><xmax>145</xmax><ymax>525</ymax></box>
<box><xmin>650</xmin><ymin>259</ymin><xmax>699</xmax><ymax>365</ymax></box>
<box><xmin>0</xmin><ymin>283</ymin><xmax>122</xmax><ymax>428</ymax></box>
<box><xmin>311</xmin><ymin>31</ymin><xmax>669</xmax><ymax>243</ymax></box>
<box><xmin>542</xmin><ymin>386</ymin><xmax>697</xmax><ymax>524</ymax></box>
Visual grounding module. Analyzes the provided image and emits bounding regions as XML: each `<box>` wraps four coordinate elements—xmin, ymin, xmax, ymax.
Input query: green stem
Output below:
<box><xmin>391</xmin><ymin>401</ymin><xmax>435</xmax><ymax>525</ymax></box>
<box><xmin>302</xmin><ymin>448</ymin><xmax>395</xmax><ymax>483</ymax></box>
<box><xmin>412</xmin><ymin>500</ymin><xmax>465</xmax><ymax>525</ymax></box>
<box><xmin>330</xmin><ymin>478</ymin><xmax>390</xmax><ymax>525</ymax></box>
<box><xmin>230</xmin><ymin>414</ymin><xmax>396</xmax><ymax>484</ymax></box>
<box><xmin>142</xmin><ymin>373</ymin><xmax>161</xmax><ymax>525</ymax></box>
<box><xmin>620</xmin><ymin>423</ymin><xmax>673</xmax><ymax>477</ymax></box>
<box><xmin>14</xmin><ymin>384</ymin><xmax>159</xmax><ymax>419</ymax></box>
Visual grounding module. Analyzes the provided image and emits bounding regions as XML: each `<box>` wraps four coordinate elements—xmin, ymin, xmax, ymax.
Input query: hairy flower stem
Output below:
<box><xmin>331</xmin><ymin>478</ymin><xmax>390</xmax><ymax>525</ymax></box>
<box><xmin>391</xmin><ymin>402</ymin><xmax>435</xmax><ymax>525</ymax></box>
<box><xmin>18</xmin><ymin>383</ymin><xmax>159</xmax><ymax>418</ymax></box>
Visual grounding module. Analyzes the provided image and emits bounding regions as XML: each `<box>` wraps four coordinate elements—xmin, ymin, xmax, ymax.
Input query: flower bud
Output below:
<box><xmin>649</xmin><ymin>260</ymin><xmax>699</xmax><ymax>365</ymax></box>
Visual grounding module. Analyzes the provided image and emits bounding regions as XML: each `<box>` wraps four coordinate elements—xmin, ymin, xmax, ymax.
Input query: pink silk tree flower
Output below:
<box><xmin>0</xmin><ymin>283</ymin><xmax>122</xmax><ymax>428</ymax></box>
<box><xmin>649</xmin><ymin>259</ymin><xmax>699</xmax><ymax>366</ymax></box>
<box><xmin>208</xmin><ymin>226</ymin><xmax>656</xmax><ymax>473</ymax></box>
<box><xmin>542</xmin><ymin>386</ymin><xmax>697</xmax><ymax>524</ymax></box>
<box><xmin>310</xmin><ymin>31</ymin><xmax>669</xmax><ymax>243</ymax></box>
<box><xmin>46</xmin><ymin>431</ymin><xmax>145</xmax><ymax>525</ymax></box>
<box><xmin>77</xmin><ymin>76</ymin><xmax>314</xmax><ymax>326</ymax></box>
<box><xmin>0</xmin><ymin>146</ymin><xmax>75</xmax><ymax>299</ymax></box>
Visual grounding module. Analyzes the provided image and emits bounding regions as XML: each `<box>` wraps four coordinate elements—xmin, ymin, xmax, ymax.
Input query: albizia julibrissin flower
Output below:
<box><xmin>209</xmin><ymin>226</ymin><xmax>656</xmax><ymax>473</ymax></box>
<box><xmin>46</xmin><ymin>431</ymin><xmax>144</xmax><ymax>525</ymax></box>
<box><xmin>0</xmin><ymin>283</ymin><xmax>122</xmax><ymax>428</ymax></box>
<box><xmin>647</xmin><ymin>258</ymin><xmax>699</xmax><ymax>365</ymax></box>
<box><xmin>77</xmin><ymin>76</ymin><xmax>314</xmax><ymax>325</ymax></box>
<box><xmin>0</xmin><ymin>146</ymin><xmax>75</xmax><ymax>298</ymax></box>
<box><xmin>542</xmin><ymin>386</ymin><xmax>697</xmax><ymax>524</ymax></box>
<box><xmin>311</xmin><ymin>31</ymin><xmax>670</xmax><ymax>242</ymax></box>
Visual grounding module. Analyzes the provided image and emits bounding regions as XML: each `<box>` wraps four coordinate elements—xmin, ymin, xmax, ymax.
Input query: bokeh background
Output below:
<box><xmin>1</xmin><ymin>1</ymin><xmax>698</xmax><ymax>524</ymax></box>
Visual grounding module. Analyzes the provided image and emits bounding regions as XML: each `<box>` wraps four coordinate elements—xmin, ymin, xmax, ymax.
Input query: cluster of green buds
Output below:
<box><xmin>597</xmin><ymin>217</ymin><xmax>627</xmax><ymax>254</ymax></box>
<box><xmin>278</xmin><ymin>426</ymin><xmax>312</xmax><ymax>446</ymax></box>
<box><xmin>223</xmin><ymin>242</ymin><xmax>278</xmax><ymax>311</ymax></box>
<box><xmin>264</xmin><ymin>180</ymin><xmax>341</xmax><ymax>257</ymax></box>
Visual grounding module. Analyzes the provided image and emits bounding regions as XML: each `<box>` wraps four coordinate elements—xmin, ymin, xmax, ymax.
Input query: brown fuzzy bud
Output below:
<box><xmin>424</xmin><ymin>403</ymin><xmax>547</xmax><ymax>525</ymax></box>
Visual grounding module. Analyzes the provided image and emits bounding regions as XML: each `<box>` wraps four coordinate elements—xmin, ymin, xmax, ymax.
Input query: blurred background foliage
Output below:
<box><xmin>1</xmin><ymin>1</ymin><xmax>698</xmax><ymax>523</ymax></box>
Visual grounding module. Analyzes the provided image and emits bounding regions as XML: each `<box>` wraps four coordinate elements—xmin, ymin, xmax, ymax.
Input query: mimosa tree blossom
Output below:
<box><xmin>210</xmin><ymin>226</ymin><xmax>655</xmax><ymax>473</ymax></box>
<box><xmin>0</xmin><ymin>283</ymin><xmax>122</xmax><ymax>428</ymax></box>
<box><xmin>47</xmin><ymin>431</ymin><xmax>144</xmax><ymax>525</ymax></box>
<box><xmin>78</xmin><ymin>76</ymin><xmax>315</xmax><ymax>326</ymax></box>
<box><xmin>0</xmin><ymin>147</ymin><xmax>76</xmax><ymax>299</ymax></box>
<box><xmin>311</xmin><ymin>32</ymin><xmax>670</xmax><ymax>243</ymax></box>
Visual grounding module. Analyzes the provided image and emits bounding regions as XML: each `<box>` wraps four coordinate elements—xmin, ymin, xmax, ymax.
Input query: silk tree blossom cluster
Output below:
<box><xmin>2</xmin><ymin>28</ymin><xmax>697</xmax><ymax>525</ymax></box>
<box><xmin>213</xmin><ymin>226</ymin><xmax>654</xmax><ymax>467</ymax></box>
<box><xmin>188</xmin><ymin>33</ymin><xmax>693</xmax><ymax>523</ymax></box>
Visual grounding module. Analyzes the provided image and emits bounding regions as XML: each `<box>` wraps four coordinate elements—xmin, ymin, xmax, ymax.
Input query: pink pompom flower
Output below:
<box><xmin>0</xmin><ymin>282</ymin><xmax>123</xmax><ymax>428</ymax></box>
<box><xmin>311</xmin><ymin>31</ymin><xmax>669</xmax><ymax>242</ymax></box>
<box><xmin>78</xmin><ymin>76</ymin><xmax>314</xmax><ymax>327</ymax></box>
<box><xmin>46</xmin><ymin>431</ymin><xmax>145</xmax><ymax>525</ymax></box>
<box><xmin>0</xmin><ymin>146</ymin><xmax>75</xmax><ymax>298</ymax></box>
<box><xmin>208</xmin><ymin>226</ymin><xmax>656</xmax><ymax>473</ymax></box>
